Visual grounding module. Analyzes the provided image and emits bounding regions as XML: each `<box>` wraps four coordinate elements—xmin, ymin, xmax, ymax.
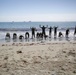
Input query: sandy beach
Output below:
<box><xmin>0</xmin><ymin>41</ymin><xmax>76</xmax><ymax>75</ymax></box>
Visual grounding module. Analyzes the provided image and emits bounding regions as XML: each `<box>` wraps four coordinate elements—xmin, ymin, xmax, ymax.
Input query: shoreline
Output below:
<box><xmin>0</xmin><ymin>40</ymin><xmax>76</xmax><ymax>45</ymax></box>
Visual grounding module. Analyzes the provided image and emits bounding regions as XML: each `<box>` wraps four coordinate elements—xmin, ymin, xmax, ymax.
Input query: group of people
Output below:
<box><xmin>31</xmin><ymin>25</ymin><xmax>58</xmax><ymax>39</ymax></box>
<box><xmin>31</xmin><ymin>25</ymin><xmax>76</xmax><ymax>39</ymax></box>
<box><xmin>5</xmin><ymin>25</ymin><xmax>76</xmax><ymax>40</ymax></box>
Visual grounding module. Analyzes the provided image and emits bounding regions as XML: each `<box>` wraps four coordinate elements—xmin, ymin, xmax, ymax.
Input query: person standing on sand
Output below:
<box><xmin>30</xmin><ymin>27</ymin><xmax>37</xmax><ymax>39</ymax></box>
<box><xmin>65</xmin><ymin>28</ymin><xmax>70</xmax><ymax>38</ymax></box>
<box><xmin>54</xmin><ymin>26</ymin><xmax>58</xmax><ymax>37</ymax></box>
<box><xmin>39</xmin><ymin>25</ymin><xmax>48</xmax><ymax>37</ymax></box>
<box><xmin>74</xmin><ymin>26</ymin><xmax>76</xmax><ymax>35</ymax></box>
<box><xmin>48</xmin><ymin>26</ymin><xmax>53</xmax><ymax>38</ymax></box>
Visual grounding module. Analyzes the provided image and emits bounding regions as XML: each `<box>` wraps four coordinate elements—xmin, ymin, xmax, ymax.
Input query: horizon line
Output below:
<box><xmin>0</xmin><ymin>21</ymin><xmax>76</xmax><ymax>22</ymax></box>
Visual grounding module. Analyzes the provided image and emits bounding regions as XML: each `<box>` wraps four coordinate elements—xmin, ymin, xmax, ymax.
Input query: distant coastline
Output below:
<box><xmin>0</xmin><ymin>21</ymin><xmax>76</xmax><ymax>23</ymax></box>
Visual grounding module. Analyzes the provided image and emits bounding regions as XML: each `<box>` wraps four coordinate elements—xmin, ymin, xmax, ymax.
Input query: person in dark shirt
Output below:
<box><xmin>39</xmin><ymin>25</ymin><xmax>48</xmax><ymax>37</ymax></box>
<box><xmin>48</xmin><ymin>26</ymin><xmax>53</xmax><ymax>37</ymax></box>
<box><xmin>54</xmin><ymin>26</ymin><xmax>58</xmax><ymax>37</ymax></box>
<box><xmin>66</xmin><ymin>28</ymin><xmax>70</xmax><ymax>38</ymax></box>
<box><xmin>25</xmin><ymin>32</ymin><xmax>29</xmax><ymax>39</ymax></box>
<box><xmin>30</xmin><ymin>27</ymin><xmax>36</xmax><ymax>39</ymax></box>
<box><xmin>74</xmin><ymin>26</ymin><xmax>76</xmax><ymax>35</ymax></box>
<box><xmin>58</xmin><ymin>32</ymin><xmax>63</xmax><ymax>37</ymax></box>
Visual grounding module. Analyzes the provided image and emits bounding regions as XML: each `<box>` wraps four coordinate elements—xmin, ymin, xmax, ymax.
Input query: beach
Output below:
<box><xmin>0</xmin><ymin>41</ymin><xmax>76</xmax><ymax>75</ymax></box>
<box><xmin>0</xmin><ymin>0</ymin><xmax>76</xmax><ymax>74</ymax></box>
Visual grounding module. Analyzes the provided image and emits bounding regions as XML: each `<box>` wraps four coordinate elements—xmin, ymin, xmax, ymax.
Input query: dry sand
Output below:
<box><xmin>0</xmin><ymin>41</ymin><xmax>76</xmax><ymax>75</ymax></box>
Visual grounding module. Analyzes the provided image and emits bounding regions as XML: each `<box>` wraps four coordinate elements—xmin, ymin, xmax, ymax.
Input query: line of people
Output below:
<box><xmin>5</xmin><ymin>25</ymin><xmax>76</xmax><ymax>40</ymax></box>
<box><xmin>31</xmin><ymin>25</ymin><xmax>58</xmax><ymax>39</ymax></box>
<box><xmin>30</xmin><ymin>25</ymin><xmax>76</xmax><ymax>39</ymax></box>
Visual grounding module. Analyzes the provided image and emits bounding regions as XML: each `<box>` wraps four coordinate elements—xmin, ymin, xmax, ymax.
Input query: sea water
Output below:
<box><xmin>0</xmin><ymin>22</ymin><xmax>76</xmax><ymax>29</ymax></box>
<box><xmin>0</xmin><ymin>22</ymin><xmax>76</xmax><ymax>43</ymax></box>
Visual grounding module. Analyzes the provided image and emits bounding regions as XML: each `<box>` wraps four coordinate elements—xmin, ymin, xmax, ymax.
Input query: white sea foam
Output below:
<box><xmin>0</xmin><ymin>29</ymin><xmax>76</xmax><ymax>43</ymax></box>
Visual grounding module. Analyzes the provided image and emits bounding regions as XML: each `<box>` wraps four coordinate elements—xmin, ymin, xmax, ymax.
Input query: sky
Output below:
<box><xmin>0</xmin><ymin>0</ymin><xmax>76</xmax><ymax>22</ymax></box>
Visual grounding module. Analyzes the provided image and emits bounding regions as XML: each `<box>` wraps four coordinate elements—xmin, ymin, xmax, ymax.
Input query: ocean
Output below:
<box><xmin>0</xmin><ymin>22</ymin><xmax>76</xmax><ymax>43</ymax></box>
<box><xmin>0</xmin><ymin>22</ymin><xmax>76</xmax><ymax>29</ymax></box>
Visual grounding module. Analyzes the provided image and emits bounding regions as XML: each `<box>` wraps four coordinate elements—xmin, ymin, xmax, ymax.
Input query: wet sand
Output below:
<box><xmin>0</xmin><ymin>41</ymin><xmax>76</xmax><ymax>75</ymax></box>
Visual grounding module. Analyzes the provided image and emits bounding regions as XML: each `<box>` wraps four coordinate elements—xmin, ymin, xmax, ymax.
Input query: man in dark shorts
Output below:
<box><xmin>54</xmin><ymin>26</ymin><xmax>58</xmax><ymax>37</ymax></box>
<box><xmin>66</xmin><ymin>28</ymin><xmax>70</xmax><ymax>38</ymax></box>
<box><xmin>30</xmin><ymin>27</ymin><xmax>36</xmax><ymax>39</ymax></box>
<box><xmin>74</xmin><ymin>26</ymin><xmax>76</xmax><ymax>35</ymax></box>
<box><xmin>39</xmin><ymin>25</ymin><xmax>48</xmax><ymax>37</ymax></box>
<box><xmin>48</xmin><ymin>26</ymin><xmax>53</xmax><ymax>38</ymax></box>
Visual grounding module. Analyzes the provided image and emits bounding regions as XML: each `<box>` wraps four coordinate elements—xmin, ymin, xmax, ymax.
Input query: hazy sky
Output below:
<box><xmin>0</xmin><ymin>0</ymin><xmax>76</xmax><ymax>22</ymax></box>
